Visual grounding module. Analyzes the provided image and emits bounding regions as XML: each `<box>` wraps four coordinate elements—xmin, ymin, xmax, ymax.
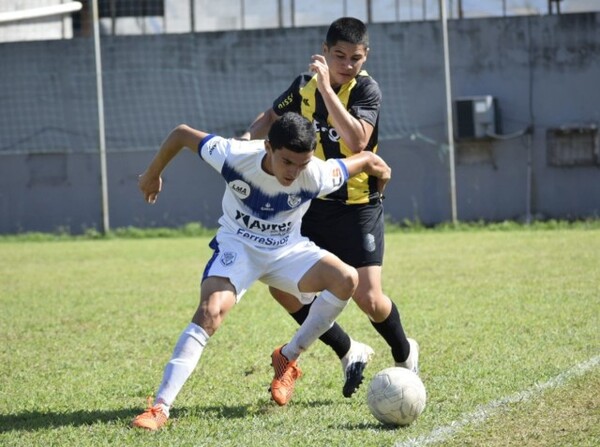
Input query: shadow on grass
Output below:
<box><xmin>331</xmin><ymin>421</ymin><xmax>404</xmax><ymax>431</ymax></box>
<box><xmin>0</xmin><ymin>405</ymin><xmax>251</xmax><ymax>433</ymax></box>
<box><xmin>0</xmin><ymin>408</ymin><xmax>140</xmax><ymax>433</ymax></box>
<box><xmin>0</xmin><ymin>400</ymin><xmax>335</xmax><ymax>432</ymax></box>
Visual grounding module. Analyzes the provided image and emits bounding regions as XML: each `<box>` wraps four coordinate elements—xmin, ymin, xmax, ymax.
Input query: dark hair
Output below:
<box><xmin>268</xmin><ymin>112</ymin><xmax>316</xmax><ymax>153</ymax></box>
<box><xmin>325</xmin><ymin>17</ymin><xmax>369</xmax><ymax>48</ymax></box>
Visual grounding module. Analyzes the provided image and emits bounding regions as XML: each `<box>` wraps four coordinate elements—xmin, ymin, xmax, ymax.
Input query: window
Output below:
<box><xmin>546</xmin><ymin>125</ymin><xmax>599</xmax><ymax>167</ymax></box>
<box><xmin>98</xmin><ymin>0</ymin><xmax>164</xmax><ymax>18</ymax></box>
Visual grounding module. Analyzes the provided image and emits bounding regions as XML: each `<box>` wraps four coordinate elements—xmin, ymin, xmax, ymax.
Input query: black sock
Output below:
<box><xmin>290</xmin><ymin>302</ymin><xmax>351</xmax><ymax>359</ymax></box>
<box><xmin>371</xmin><ymin>301</ymin><xmax>410</xmax><ymax>363</ymax></box>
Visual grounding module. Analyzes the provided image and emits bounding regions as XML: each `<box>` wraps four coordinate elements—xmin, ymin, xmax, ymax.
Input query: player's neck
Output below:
<box><xmin>261</xmin><ymin>154</ymin><xmax>273</xmax><ymax>175</ymax></box>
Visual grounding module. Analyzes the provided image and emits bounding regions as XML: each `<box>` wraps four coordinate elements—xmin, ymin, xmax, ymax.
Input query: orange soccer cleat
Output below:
<box><xmin>131</xmin><ymin>398</ymin><xmax>169</xmax><ymax>431</ymax></box>
<box><xmin>270</xmin><ymin>346</ymin><xmax>302</xmax><ymax>406</ymax></box>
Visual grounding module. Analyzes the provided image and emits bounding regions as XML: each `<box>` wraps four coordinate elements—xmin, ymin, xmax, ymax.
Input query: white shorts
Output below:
<box><xmin>202</xmin><ymin>231</ymin><xmax>329</xmax><ymax>304</ymax></box>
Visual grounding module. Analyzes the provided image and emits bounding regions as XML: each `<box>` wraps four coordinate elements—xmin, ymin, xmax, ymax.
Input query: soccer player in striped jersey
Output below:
<box><xmin>241</xmin><ymin>17</ymin><xmax>419</xmax><ymax>398</ymax></box>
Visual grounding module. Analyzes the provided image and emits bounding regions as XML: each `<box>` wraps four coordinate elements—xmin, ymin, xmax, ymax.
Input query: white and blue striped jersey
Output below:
<box><xmin>199</xmin><ymin>135</ymin><xmax>349</xmax><ymax>249</ymax></box>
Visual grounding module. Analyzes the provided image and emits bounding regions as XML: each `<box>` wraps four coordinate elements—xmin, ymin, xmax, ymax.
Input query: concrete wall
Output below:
<box><xmin>1</xmin><ymin>13</ymin><xmax>599</xmax><ymax>233</ymax></box>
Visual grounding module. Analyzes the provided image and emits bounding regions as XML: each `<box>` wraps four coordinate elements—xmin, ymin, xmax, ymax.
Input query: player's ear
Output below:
<box><xmin>264</xmin><ymin>139</ymin><xmax>272</xmax><ymax>153</ymax></box>
<box><xmin>322</xmin><ymin>42</ymin><xmax>329</xmax><ymax>53</ymax></box>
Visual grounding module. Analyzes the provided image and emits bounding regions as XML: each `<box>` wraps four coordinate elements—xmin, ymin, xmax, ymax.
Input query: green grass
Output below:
<box><xmin>1</xmin><ymin>227</ymin><xmax>599</xmax><ymax>446</ymax></box>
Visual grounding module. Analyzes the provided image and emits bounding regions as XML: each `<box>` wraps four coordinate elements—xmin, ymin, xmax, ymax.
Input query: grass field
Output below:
<box><xmin>1</xmin><ymin>225</ymin><xmax>599</xmax><ymax>446</ymax></box>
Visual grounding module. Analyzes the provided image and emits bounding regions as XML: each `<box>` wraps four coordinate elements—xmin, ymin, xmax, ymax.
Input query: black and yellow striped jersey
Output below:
<box><xmin>272</xmin><ymin>70</ymin><xmax>381</xmax><ymax>205</ymax></box>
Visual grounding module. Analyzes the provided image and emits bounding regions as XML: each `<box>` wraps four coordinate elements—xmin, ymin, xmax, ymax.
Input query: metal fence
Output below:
<box><xmin>0</xmin><ymin>2</ymin><xmax>599</xmax><ymax>234</ymax></box>
<box><xmin>2</xmin><ymin>1</ymin><xmax>597</xmax><ymax>42</ymax></box>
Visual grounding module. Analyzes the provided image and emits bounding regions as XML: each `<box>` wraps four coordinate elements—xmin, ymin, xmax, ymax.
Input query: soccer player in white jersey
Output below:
<box><xmin>132</xmin><ymin>112</ymin><xmax>391</xmax><ymax>431</ymax></box>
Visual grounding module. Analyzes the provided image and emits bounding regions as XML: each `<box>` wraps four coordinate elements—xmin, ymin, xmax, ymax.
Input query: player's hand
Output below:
<box><xmin>138</xmin><ymin>171</ymin><xmax>162</xmax><ymax>204</ymax></box>
<box><xmin>377</xmin><ymin>176</ymin><xmax>390</xmax><ymax>197</ymax></box>
<box><xmin>309</xmin><ymin>54</ymin><xmax>330</xmax><ymax>91</ymax></box>
<box><xmin>373</xmin><ymin>156</ymin><xmax>391</xmax><ymax>195</ymax></box>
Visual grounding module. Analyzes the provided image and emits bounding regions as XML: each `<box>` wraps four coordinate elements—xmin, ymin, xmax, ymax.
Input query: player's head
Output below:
<box><xmin>265</xmin><ymin>112</ymin><xmax>316</xmax><ymax>186</ymax></box>
<box><xmin>323</xmin><ymin>17</ymin><xmax>369</xmax><ymax>87</ymax></box>
<box><xmin>268</xmin><ymin>112</ymin><xmax>316</xmax><ymax>153</ymax></box>
<box><xmin>325</xmin><ymin>17</ymin><xmax>369</xmax><ymax>48</ymax></box>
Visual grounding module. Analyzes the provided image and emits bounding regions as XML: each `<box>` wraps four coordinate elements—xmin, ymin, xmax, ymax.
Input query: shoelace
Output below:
<box><xmin>273</xmin><ymin>351</ymin><xmax>292</xmax><ymax>378</ymax></box>
<box><xmin>141</xmin><ymin>397</ymin><xmax>165</xmax><ymax>418</ymax></box>
<box><xmin>279</xmin><ymin>364</ymin><xmax>302</xmax><ymax>385</ymax></box>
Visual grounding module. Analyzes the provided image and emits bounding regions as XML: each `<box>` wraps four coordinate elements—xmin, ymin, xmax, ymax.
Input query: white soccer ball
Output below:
<box><xmin>367</xmin><ymin>367</ymin><xmax>426</xmax><ymax>426</ymax></box>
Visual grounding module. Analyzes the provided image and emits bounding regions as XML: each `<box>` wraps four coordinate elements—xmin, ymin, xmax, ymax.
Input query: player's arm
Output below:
<box><xmin>239</xmin><ymin>108</ymin><xmax>278</xmax><ymax>140</ymax></box>
<box><xmin>139</xmin><ymin>124</ymin><xmax>208</xmax><ymax>204</ymax></box>
<box><xmin>311</xmin><ymin>54</ymin><xmax>375</xmax><ymax>154</ymax></box>
<box><xmin>341</xmin><ymin>151</ymin><xmax>391</xmax><ymax>195</ymax></box>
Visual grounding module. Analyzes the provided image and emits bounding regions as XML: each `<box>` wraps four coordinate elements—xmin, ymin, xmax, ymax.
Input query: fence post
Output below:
<box><xmin>440</xmin><ymin>0</ymin><xmax>458</xmax><ymax>224</ymax></box>
<box><xmin>91</xmin><ymin>0</ymin><xmax>110</xmax><ymax>234</ymax></box>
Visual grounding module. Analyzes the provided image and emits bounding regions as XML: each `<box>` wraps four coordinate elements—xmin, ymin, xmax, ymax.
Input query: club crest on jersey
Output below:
<box><xmin>229</xmin><ymin>180</ymin><xmax>251</xmax><ymax>199</ymax></box>
<box><xmin>363</xmin><ymin>233</ymin><xmax>376</xmax><ymax>253</ymax></box>
<box><xmin>287</xmin><ymin>194</ymin><xmax>302</xmax><ymax>208</ymax></box>
<box><xmin>220</xmin><ymin>251</ymin><xmax>236</xmax><ymax>266</ymax></box>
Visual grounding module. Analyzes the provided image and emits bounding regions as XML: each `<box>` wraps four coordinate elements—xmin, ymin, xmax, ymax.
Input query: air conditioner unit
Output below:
<box><xmin>455</xmin><ymin>95</ymin><xmax>499</xmax><ymax>140</ymax></box>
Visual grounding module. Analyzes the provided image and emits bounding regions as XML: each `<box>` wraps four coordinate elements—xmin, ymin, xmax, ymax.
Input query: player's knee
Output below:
<box><xmin>193</xmin><ymin>303</ymin><xmax>224</xmax><ymax>334</ymax></box>
<box><xmin>353</xmin><ymin>290</ymin><xmax>390</xmax><ymax>319</ymax></box>
<box><xmin>339</xmin><ymin>266</ymin><xmax>359</xmax><ymax>297</ymax></box>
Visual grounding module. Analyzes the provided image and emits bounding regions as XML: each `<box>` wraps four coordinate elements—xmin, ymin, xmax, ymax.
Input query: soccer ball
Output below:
<box><xmin>367</xmin><ymin>367</ymin><xmax>426</xmax><ymax>426</ymax></box>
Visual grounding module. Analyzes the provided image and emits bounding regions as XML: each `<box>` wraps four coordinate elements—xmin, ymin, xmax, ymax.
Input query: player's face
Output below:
<box><xmin>323</xmin><ymin>41</ymin><xmax>368</xmax><ymax>87</ymax></box>
<box><xmin>264</xmin><ymin>144</ymin><xmax>313</xmax><ymax>187</ymax></box>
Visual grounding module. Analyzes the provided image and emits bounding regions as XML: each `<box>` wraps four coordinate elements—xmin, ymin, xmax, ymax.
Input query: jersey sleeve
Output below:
<box><xmin>316</xmin><ymin>158</ymin><xmax>350</xmax><ymax>197</ymax></box>
<box><xmin>198</xmin><ymin>134</ymin><xmax>230</xmax><ymax>173</ymax></box>
<box><xmin>348</xmin><ymin>76</ymin><xmax>382</xmax><ymax>127</ymax></box>
<box><xmin>272</xmin><ymin>75</ymin><xmax>303</xmax><ymax>116</ymax></box>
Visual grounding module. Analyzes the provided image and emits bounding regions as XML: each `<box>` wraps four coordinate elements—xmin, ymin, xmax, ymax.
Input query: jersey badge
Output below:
<box><xmin>220</xmin><ymin>251</ymin><xmax>237</xmax><ymax>266</ymax></box>
<box><xmin>287</xmin><ymin>194</ymin><xmax>302</xmax><ymax>208</ymax></box>
<box><xmin>229</xmin><ymin>180</ymin><xmax>251</xmax><ymax>199</ymax></box>
<box><xmin>363</xmin><ymin>233</ymin><xmax>376</xmax><ymax>253</ymax></box>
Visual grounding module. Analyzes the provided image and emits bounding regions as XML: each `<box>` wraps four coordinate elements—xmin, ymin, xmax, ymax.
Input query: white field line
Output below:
<box><xmin>396</xmin><ymin>355</ymin><xmax>600</xmax><ymax>447</ymax></box>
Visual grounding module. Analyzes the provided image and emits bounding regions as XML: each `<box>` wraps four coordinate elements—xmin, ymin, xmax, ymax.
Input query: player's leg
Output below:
<box><xmin>156</xmin><ymin>279</ymin><xmax>237</xmax><ymax>408</ymax></box>
<box><xmin>269</xmin><ymin>286</ymin><xmax>351</xmax><ymax>358</ymax></box>
<box><xmin>307</xmin><ymin>199</ymin><xmax>417</xmax><ymax>373</ymax></box>
<box><xmin>353</xmin><ymin>265</ymin><xmax>417</xmax><ymax>371</ymax></box>
<box><xmin>281</xmin><ymin>252</ymin><xmax>357</xmax><ymax>360</ymax></box>
<box><xmin>269</xmin><ymin>286</ymin><xmax>374</xmax><ymax>397</ymax></box>
<box><xmin>265</xmin><ymin>247</ymin><xmax>358</xmax><ymax>405</ymax></box>
<box><xmin>133</xmin><ymin>278</ymin><xmax>236</xmax><ymax>430</ymax></box>
<box><xmin>291</xmin><ymin>199</ymin><xmax>356</xmax><ymax>358</ymax></box>
<box><xmin>349</xmin><ymin>203</ymin><xmax>418</xmax><ymax>373</ymax></box>
<box><xmin>283</xmin><ymin>201</ymin><xmax>376</xmax><ymax>396</ymax></box>
<box><xmin>132</xmin><ymin>277</ymin><xmax>236</xmax><ymax>430</ymax></box>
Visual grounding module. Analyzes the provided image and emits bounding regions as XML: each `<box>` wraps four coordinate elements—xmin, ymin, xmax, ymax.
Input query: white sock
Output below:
<box><xmin>282</xmin><ymin>290</ymin><xmax>348</xmax><ymax>360</ymax></box>
<box><xmin>154</xmin><ymin>322</ymin><xmax>209</xmax><ymax>409</ymax></box>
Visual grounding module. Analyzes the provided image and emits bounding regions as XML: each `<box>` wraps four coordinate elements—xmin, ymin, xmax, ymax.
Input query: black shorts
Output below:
<box><xmin>301</xmin><ymin>198</ymin><xmax>385</xmax><ymax>268</ymax></box>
